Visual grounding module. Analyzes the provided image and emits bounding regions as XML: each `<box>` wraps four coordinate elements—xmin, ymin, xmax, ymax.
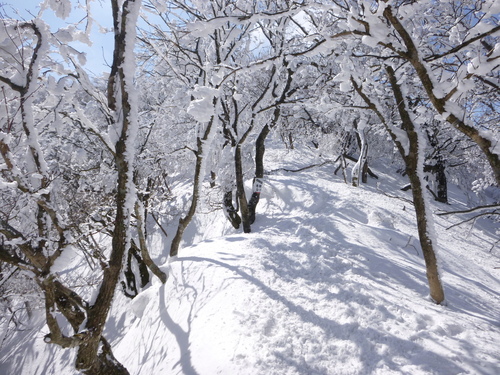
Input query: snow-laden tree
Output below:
<box><xmin>139</xmin><ymin>0</ymin><xmax>314</xmax><ymax>246</ymax></box>
<box><xmin>351</xmin><ymin>0</ymin><xmax>500</xmax><ymax>186</ymax></box>
<box><xmin>349</xmin><ymin>68</ymin><xmax>446</xmax><ymax>303</ymax></box>
<box><xmin>0</xmin><ymin>0</ymin><xmax>146</xmax><ymax>372</ymax></box>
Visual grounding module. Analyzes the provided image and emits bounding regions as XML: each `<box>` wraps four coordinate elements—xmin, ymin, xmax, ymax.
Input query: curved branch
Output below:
<box><xmin>424</xmin><ymin>24</ymin><xmax>500</xmax><ymax>62</ymax></box>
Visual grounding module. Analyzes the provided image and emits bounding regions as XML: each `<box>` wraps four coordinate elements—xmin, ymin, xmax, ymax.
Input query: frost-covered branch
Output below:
<box><xmin>424</xmin><ymin>24</ymin><xmax>500</xmax><ymax>62</ymax></box>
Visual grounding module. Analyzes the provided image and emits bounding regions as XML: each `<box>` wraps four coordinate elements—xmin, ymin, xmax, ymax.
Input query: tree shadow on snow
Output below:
<box><xmin>181</xmin><ymin>254</ymin><xmax>468</xmax><ymax>375</ymax></box>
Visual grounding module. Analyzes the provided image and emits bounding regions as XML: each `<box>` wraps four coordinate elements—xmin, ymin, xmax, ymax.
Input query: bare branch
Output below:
<box><xmin>437</xmin><ymin>203</ymin><xmax>500</xmax><ymax>216</ymax></box>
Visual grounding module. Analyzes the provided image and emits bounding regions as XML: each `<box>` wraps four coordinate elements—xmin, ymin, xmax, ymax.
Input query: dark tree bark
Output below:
<box><xmin>423</xmin><ymin>129</ymin><xmax>448</xmax><ymax>204</ymax></box>
<box><xmin>434</xmin><ymin>161</ymin><xmax>448</xmax><ymax>203</ymax></box>
<box><xmin>248</xmin><ymin>124</ymin><xmax>270</xmax><ymax>224</ymax></box>
<box><xmin>134</xmin><ymin>202</ymin><xmax>167</xmax><ymax>283</ymax></box>
<box><xmin>121</xmin><ymin>240</ymin><xmax>150</xmax><ymax>298</ymax></box>
<box><xmin>75</xmin><ymin>0</ymin><xmax>141</xmax><ymax>373</ymax></box>
<box><xmin>1</xmin><ymin>16</ymin><xmax>133</xmax><ymax>374</ymax></box>
<box><xmin>223</xmin><ymin>190</ymin><xmax>242</xmax><ymax>229</ymax></box>
<box><xmin>235</xmin><ymin>145</ymin><xmax>252</xmax><ymax>233</ymax></box>
<box><xmin>425</xmin><ymin>160</ymin><xmax>448</xmax><ymax>204</ymax></box>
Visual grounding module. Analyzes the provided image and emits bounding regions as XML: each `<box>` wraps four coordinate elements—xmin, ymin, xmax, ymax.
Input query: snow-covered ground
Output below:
<box><xmin>1</xmin><ymin>148</ymin><xmax>499</xmax><ymax>374</ymax></box>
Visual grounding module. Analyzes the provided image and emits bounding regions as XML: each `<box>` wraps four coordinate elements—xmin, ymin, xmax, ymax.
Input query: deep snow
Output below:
<box><xmin>1</xmin><ymin>148</ymin><xmax>499</xmax><ymax>375</ymax></box>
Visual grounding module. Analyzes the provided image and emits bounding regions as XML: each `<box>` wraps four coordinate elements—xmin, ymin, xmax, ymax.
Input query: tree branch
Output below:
<box><xmin>437</xmin><ymin>203</ymin><xmax>500</xmax><ymax>216</ymax></box>
<box><xmin>424</xmin><ymin>25</ymin><xmax>500</xmax><ymax>62</ymax></box>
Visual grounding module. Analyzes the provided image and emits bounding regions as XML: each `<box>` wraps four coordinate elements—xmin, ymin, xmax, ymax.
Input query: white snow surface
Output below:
<box><xmin>1</xmin><ymin>149</ymin><xmax>499</xmax><ymax>375</ymax></box>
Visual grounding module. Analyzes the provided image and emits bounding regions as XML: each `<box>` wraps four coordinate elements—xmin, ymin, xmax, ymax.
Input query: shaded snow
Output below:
<box><xmin>1</xmin><ymin>149</ymin><xmax>499</xmax><ymax>375</ymax></box>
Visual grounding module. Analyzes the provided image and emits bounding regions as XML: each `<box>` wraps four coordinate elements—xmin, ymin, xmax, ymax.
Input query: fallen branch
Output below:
<box><xmin>268</xmin><ymin>160</ymin><xmax>335</xmax><ymax>174</ymax></box>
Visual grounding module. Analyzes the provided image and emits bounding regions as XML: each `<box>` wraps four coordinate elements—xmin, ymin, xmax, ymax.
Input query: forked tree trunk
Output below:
<box><xmin>121</xmin><ymin>240</ymin><xmax>150</xmax><ymax>298</ymax></box>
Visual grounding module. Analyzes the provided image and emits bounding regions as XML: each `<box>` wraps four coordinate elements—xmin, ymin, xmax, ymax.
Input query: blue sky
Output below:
<box><xmin>7</xmin><ymin>0</ymin><xmax>114</xmax><ymax>75</ymax></box>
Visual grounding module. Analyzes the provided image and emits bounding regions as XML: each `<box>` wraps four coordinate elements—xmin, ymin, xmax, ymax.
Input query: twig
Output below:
<box><xmin>445</xmin><ymin>211</ymin><xmax>499</xmax><ymax>230</ymax></box>
<box><xmin>151</xmin><ymin>212</ymin><xmax>168</xmax><ymax>238</ymax></box>
<box><xmin>437</xmin><ymin>203</ymin><xmax>500</xmax><ymax>216</ymax></box>
<box><xmin>267</xmin><ymin>160</ymin><xmax>334</xmax><ymax>174</ymax></box>
<box><xmin>489</xmin><ymin>239</ymin><xmax>499</xmax><ymax>253</ymax></box>
<box><xmin>378</xmin><ymin>190</ymin><xmax>414</xmax><ymax>205</ymax></box>
<box><xmin>403</xmin><ymin>236</ymin><xmax>419</xmax><ymax>255</ymax></box>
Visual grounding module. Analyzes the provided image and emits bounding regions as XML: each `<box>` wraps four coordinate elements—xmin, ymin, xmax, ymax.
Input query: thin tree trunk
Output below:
<box><xmin>170</xmin><ymin>114</ymin><xmax>216</xmax><ymax>257</ymax></box>
<box><xmin>235</xmin><ymin>145</ymin><xmax>251</xmax><ymax>233</ymax></box>
<box><xmin>248</xmin><ymin>124</ymin><xmax>270</xmax><ymax>224</ymax></box>
<box><xmin>386</xmin><ymin>66</ymin><xmax>445</xmax><ymax>304</ymax></box>
<box><xmin>135</xmin><ymin>201</ymin><xmax>167</xmax><ymax>283</ymax></box>
<box><xmin>351</xmin><ymin>71</ymin><xmax>446</xmax><ymax>304</ymax></box>
<box><xmin>435</xmin><ymin>160</ymin><xmax>448</xmax><ymax>203</ymax></box>
<box><xmin>352</xmin><ymin>126</ymin><xmax>368</xmax><ymax>187</ymax></box>
<box><xmin>407</xmin><ymin>167</ymin><xmax>445</xmax><ymax>303</ymax></box>
<box><xmin>169</xmin><ymin>143</ymin><xmax>203</xmax><ymax>257</ymax></box>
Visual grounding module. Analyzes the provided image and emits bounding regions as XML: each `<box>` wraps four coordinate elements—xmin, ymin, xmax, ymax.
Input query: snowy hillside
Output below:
<box><xmin>1</xmin><ymin>149</ymin><xmax>499</xmax><ymax>375</ymax></box>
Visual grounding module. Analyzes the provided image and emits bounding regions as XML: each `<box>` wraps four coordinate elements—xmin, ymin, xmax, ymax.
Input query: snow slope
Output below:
<box><xmin>1</xmin><ymin>149</ymin><xmax>499</xmax><ymax>375</ymax></box>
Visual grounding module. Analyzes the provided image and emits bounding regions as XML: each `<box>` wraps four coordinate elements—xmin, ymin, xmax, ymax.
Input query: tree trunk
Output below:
<box><xmin>170</xmin><ymin>113</ymin><xmax>216</xmax><ymax>257</ymax></box>
<box><xmin>352</xmin><ymin>126</ymin><xmax>368</xmax><ymax>187</ymax></box>
<box><xmin>121</xmin><ymin>242</ymin><xmax>143</xmax><ymax>298</ymax></box>
<box><xmin>407</xmin><ymin>167</ymin><xmax>445</xmax><ymax>303</ymax></box>
<box><xmin>169</xmin><ymin>151</ymin><xmax>202</xmax><ymax>257</ymax></box>
<box><xmin>387</xmin><ymin>66</ymin><xmax>445</xmax><ymax>304</ymax></box>
<box><xmin>248</xmin><ymin>124</ymin><xmax>270</xmax><ymax>224</ymax></box>
<box><xmin>235</xmin><ymin>145</ymin><xmax>251</xmax><ymax>233</ymax></box>
<box><xmin>223</xmin><ymin>190</ymin><xmax>241</xmax><ymax>229</ymax></box>
<box><xmin>75</xmin><ymin>1</ymin><xmax>140</xmax><ymax>372</ymax></box>
<box><xmin>75</xmin><ymin>131</ymin><xmax>133</xmax><ymax>374</ymax></box>
<box><xmin>435</xmin><ymin>160</ymin><xmax>448</xmax><ymax>203</ymax></box>
<box><xmin>135</xmin><ymin>201</ymin><xmax>167</xmax><ymax>283</ymax></box>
